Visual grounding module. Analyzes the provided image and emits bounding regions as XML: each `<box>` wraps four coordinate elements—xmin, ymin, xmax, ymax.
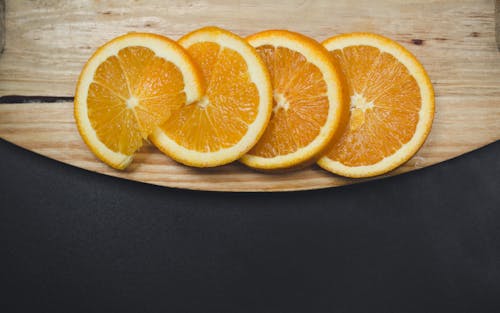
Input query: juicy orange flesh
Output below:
<box><xmin>326</xmin><ymin>45</ymin><xmax>421</xmax><ymax>166</ymax></box>
<box><xmin>248</xmin><ymin>45</ymin><xmax>329</xmax><ymax>158</ymax></box>
<box><xmin>159</xmin><ymin>42</ymin><xmax>259</xmax><ymax>152</ymax></box>
<box><xmin>87</xmin><ymin>46</ymin><xmax>186</xmax><ymax>155</ymax></box>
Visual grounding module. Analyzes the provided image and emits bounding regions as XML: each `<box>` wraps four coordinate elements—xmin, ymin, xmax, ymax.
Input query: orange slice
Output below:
<box><xmin>150</xmin><ymin>27</ymin><xmax>273</xmax><ymax>167</ymax></box>
<box><xmin>317</xmin><ymin>33</ymin><xmax>435</xmax><ymax>177</ymax></box>
<box><xmin>75</xmin><ymin>33</ymin><xmax>203</xmax><ymax>169</ymax></box>
<box><xmin>240</xmin><ymin>30</ymin><xmax>347</xmax><ymax>170</ymax></box>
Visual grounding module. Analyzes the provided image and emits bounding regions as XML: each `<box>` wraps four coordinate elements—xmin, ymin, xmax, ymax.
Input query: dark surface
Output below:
<box><xmin>1</xmin><ymin>138</ymin><xmax>499</xmax><ymax>313</ymax></box>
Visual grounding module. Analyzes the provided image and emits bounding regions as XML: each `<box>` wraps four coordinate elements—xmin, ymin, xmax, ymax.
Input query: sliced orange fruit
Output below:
<box><xmin>240</xmin><ymin>30</ymin><xmax>347</xmax><ymax>170</ymax></box>
<box><xmin>75</xmin><ymin>32</ymin><xmax>203</xmax><ymax>169</ymax></box>
<box><xmin>150</xmin><ymin>27</ymin><xmax>273</xmax><ymax>167</ymax></box>
<box><xmin>317</xmin><ymin>33</ymin><xmax>435</xmax><ymax>177</ymax></box>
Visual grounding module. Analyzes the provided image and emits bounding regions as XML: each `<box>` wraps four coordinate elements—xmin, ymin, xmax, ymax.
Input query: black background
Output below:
<box><xmin>1</xmin><ymin>139</ymin><xmax>499</xmax><ymax>313</ymax></box>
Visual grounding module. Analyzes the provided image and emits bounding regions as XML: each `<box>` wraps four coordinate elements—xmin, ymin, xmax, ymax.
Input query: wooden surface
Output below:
<box><xmin>497</xmin><ymin>0</ymin><xmax>500</xmax><ymax>49</ymax></box>
<box><xmin>0</xmin><ymin>0</ymin><xmax>499</xmax><ymax>191</ymax></box>
<box><xmin>0</xmin><ymin>0</ymin><xmax>4</xmax><ymax>54</ymax></box>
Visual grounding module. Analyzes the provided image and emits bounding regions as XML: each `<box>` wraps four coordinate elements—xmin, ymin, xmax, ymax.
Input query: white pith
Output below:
<box><xmin>150</xmin><ymin>29</ymin><xmax>273</xmax><ymax>167</ymax></box>
<box><xmin>240</xmin><ymin>32</ymin><xmax>344</xmax><ymax>169</ymax></box>
<box><xmin>75</xmin><ymin>33</ymin><xmax>203</xmax><ymax>169</ymax></box>
<box><xmin>317</xmin><ymin>34</ymin><xmax>435</xmax><ymax>178</ymax></box>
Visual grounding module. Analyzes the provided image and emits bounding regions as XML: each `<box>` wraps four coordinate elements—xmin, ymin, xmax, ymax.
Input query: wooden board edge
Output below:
<box><xmin>0</xmin><ymin>135</ymin><xmax>355</xmax><ymax>192</ymax></box>
<box><xmin>0</xmin><ymin>127</ymin><xmax>497</xmax><ymax>192</ymax></box>
<box><xmin>71</xmin><ymin>142</ymin><xmax>498</xmax><ymax>192</ymax></box>
<box><xmin>2</xmin><ymin>136</ymin><xmax>497</xmax><ymax>192</ymax></box>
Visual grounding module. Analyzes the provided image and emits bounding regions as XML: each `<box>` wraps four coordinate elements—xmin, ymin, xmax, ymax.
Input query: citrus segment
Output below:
<box><xmin>150</xmin><ymin>27</ymin><xmax>272</xmax><ymax>167</ymax></box>
<box><xmin>317</xmin><ymin>33</ymin><xmax>435</xmax><ymax>177</ymax></box>
<box><xmin>241</xmin><ymin>30</ymin><xmax>347</xmax><ymax>170</ymax></box>
<box><xmin>75</xmin><ymin>33</ymin><xmax>203</xmax><ymax>169</ymax></box>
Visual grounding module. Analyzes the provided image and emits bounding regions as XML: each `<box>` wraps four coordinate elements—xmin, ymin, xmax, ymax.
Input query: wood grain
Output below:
<box><xmin>0</xmin><ymin>0</ymin><xmax>4</xmax><ymax>54</ymax></box>
<box><xmin>1</xmin><ymin>0</ymin><xmax>500</xmax><ymax>98</ymax></box>
<box><xmin>496</xmin><ymin>0</ymin><xmax>500</xmax><ymax>50</ymax></box>
<box><xmin>0</xmin><ymin>0</ymin><xmax>499</xmax><ymax>191</ymax></box>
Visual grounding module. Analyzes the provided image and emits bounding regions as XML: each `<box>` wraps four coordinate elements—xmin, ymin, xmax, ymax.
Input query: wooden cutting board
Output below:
<box><xmin>0</xmin><ymin>0</ymin><xmax>499</xmax><ymax>191</ymax></box>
